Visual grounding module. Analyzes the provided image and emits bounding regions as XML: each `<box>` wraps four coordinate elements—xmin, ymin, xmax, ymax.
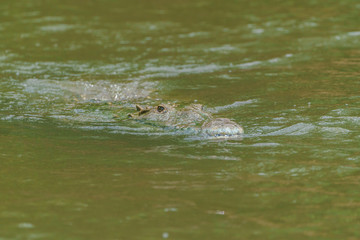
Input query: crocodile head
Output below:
<box><xmin>129</xmin><ymin>103</ymin><xmax>210</xmax><ymax>127</ymax></box>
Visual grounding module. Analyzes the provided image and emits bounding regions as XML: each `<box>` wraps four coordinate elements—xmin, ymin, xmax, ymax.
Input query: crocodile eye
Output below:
<box><xmin>157</xmin><ymin>105</ymin><xmax>165</xmax><ymax>113</ymax></box>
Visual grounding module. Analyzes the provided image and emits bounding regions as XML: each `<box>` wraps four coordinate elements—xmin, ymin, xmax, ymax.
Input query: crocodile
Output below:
<box><xmin>128</xmin><ymin>103</ymin><xmax>243</xmax><ymax>138</ymax></box>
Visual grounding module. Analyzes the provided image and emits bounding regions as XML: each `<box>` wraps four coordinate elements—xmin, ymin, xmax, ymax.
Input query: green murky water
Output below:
<box><xmin>1</xmin><ymin>0</ymin><xmax>360</xmax><ymax>239</ymax></box>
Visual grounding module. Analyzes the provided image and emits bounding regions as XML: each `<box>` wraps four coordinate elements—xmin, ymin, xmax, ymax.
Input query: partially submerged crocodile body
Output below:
<box><xmin>129</xmin><ymin>103</ymin><xmax>243</xmax><ymax>138</ymax></box>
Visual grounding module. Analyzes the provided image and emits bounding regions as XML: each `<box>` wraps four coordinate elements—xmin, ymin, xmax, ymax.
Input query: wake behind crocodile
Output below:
<box><xmin>3</xmin><ymin>78</ymin><xmax>352</xmax><ymax>140</ymax></box>
<box><xmin>12</xmin><ymin>78</ymin><xmax>250</xmax><ymax>139</ymax></box>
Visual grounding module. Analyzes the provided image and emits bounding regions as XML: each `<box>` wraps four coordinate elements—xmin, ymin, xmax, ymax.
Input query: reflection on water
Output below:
<box><xmin>1</xmin><ymin>0</ymin><xmax>360</xmax><ymax>238</ymax></box>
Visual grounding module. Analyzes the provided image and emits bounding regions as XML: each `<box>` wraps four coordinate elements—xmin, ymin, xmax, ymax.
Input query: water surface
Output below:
<box><xmin>1</xmin><ymin>0</ymin><xmax>360</xmax><ymax>239</ymax></box>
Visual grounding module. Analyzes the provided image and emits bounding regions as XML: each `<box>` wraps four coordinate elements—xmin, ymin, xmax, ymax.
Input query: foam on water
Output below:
<box><xmin>266</xmin><ymin>123</ymin><xmax>317</xmax><ymax>136</ymax></box>
<box><xmin>39</xmin><ymin>24</ymin><xmax>77</xmax><ymax>32</ymax></box>
<box><xmin>207</xmin><ymin>99</ymin><xmax>257</xmax><ymax>113</ymax></box>
<box><xmin>23</xmin><ymin>78</ymin><xmax>157</xmax><ymax>101</ymax></box>
<box><xmin>2</xmin><ymin>61</ymin><xmax>132</xmax><ymax>77</ymax></box>
<box><xmin>135</xmin><ymin>53</ymin><xmax>296</xmax><ymax>80</ymax></box>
